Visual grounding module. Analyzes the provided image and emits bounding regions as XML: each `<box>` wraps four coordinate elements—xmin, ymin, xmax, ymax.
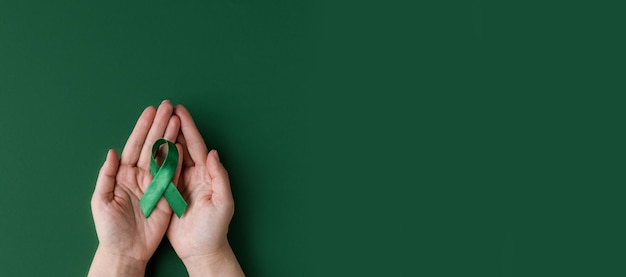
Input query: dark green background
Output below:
<box><xmin>1</xmin><ymin>1</ymin><xmax>624</xmax><ymax>276</ymax></box>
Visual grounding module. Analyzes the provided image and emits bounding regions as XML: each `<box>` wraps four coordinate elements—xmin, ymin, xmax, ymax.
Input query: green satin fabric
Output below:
<box><xmin>139</xmin><ymin>138</ymin><xmax>187</xmax><ymax>218</ymax></box>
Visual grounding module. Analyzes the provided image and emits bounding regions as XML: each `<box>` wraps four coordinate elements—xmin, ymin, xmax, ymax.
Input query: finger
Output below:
<box><xmin>138</xmin><ymin>100</ymin><xmax>174</xmax><ymax>169</ymax></box>
<box><xmin>164</xmin><ymin>115</ymin><xmax>181</xmax><ymax>142</ymax></box>
<box><xmin>206</xmin><ymin>149</ymin><xmax>233</xmax><ymax>203</ymax></box>
<box><xmin>175</xmin><ymin>104</ymin><xmax>208</xmax><ymax>164</ymax></box>
<box><xmin>120</xmin><ymin>106</ymin><xmax>156</xmax><ymax>166</ymax></box>
<box><xmin>177</xmin><ymin>131</ymin><xmax>195</xmax><ymax>167</ymax></box>
<box><xmin>93</xmin><ymin>149</ymin><xmax>120</xmax><ymax>202</ymax></box>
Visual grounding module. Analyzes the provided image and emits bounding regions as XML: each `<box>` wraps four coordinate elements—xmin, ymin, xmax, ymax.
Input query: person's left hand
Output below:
<box><xmin>89</xmin><ymin>100</ymin><xmax>183</xmax><ymax>276</ymax></box>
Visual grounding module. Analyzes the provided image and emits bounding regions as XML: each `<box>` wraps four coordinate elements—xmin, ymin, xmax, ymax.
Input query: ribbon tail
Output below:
<box><xmin>164</xmin><ymin>182</ymin><xmax>187</xmax><ymax>218</ymax></box>
<box><xmin>140</xmin><ymin>190</ymin><xmax>161</xmax><ymax>218</ymax></box>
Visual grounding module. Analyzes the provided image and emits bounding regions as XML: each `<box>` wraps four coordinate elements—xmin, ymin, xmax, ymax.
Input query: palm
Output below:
<box><xmin>93</xmin><ymin>165</ymin><xmax>172</xmax><ymax>260</ymax></box>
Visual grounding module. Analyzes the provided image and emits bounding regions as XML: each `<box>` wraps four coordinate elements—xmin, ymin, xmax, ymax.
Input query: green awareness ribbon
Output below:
<box><xmin>139</xmin><ymin>138</ymin><xmax>187</xmax><ymax>218</ymax></box>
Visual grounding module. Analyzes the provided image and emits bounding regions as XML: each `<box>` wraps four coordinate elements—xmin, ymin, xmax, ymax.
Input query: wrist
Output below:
<box><xmin>88</xmin><ymin>247</ymin><xmax>147</xmax><ymax>277</ymax></box>
<box><xmin>182</xmin><ymin>244</ymin><xmax>245</xmax><ymax>277</ymax></box>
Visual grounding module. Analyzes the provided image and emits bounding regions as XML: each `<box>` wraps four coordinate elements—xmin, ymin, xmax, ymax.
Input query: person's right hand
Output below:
<box><xmin>166</xmin><ymin>105</ymin><xmax>244</xmax><ymax>277</ymax></box>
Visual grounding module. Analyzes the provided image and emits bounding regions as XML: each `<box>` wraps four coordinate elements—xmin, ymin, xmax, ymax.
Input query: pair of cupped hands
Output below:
<box><xmin>88</xmin><ymin>100</ymin><xmax>244</xmax><ymax>277</ymax></box>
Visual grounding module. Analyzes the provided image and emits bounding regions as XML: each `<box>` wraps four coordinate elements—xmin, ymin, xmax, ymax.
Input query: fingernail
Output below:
<box><xmin>162</xmin><ymin>99</ymin><xmax>171</xmax><ymax>104</ymax></box>
<box><xmin>214</xmin><ymin>149</ymin><xmax>220</xmax><ymax>160</ymax></box>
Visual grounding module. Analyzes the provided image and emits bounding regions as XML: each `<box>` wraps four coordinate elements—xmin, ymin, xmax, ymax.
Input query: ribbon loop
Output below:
<box><xmin>139</xmin><ymin>138</ymin><xmax>187</xmax><ymax>218</ymax></box>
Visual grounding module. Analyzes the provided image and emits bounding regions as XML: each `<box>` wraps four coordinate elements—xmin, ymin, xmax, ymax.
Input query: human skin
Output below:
<box><xmin>167</xmin><ymin>104</ymin><xmax>244</xmax><ymax>277</ymax></box>
<box><xmin>89</xmin><ymin>100</ymin><xmax>183</xmax><ymax>277</ymax></box>
<box><xmin>88</xmin><ymin>101</ymin><xmax>244</xmax><ymax>276</ymax></box>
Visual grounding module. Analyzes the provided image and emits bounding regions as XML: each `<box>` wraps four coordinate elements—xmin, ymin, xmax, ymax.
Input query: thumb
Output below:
<box><xmin>206</xmin><ymin>149</ymin><xmax>233</xmax><ymax>203</ymax></box>
<box><xmin>93</xmin><ymin>149</ymin><xmax>119</xmax><ymax>203</ymax></box>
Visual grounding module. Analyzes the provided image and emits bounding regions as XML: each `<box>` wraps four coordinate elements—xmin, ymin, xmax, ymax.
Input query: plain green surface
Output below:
<box><xmin>1</xmin><ymin>1</ymin><xmax>625</xmax><ymax>276</ymax></box>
